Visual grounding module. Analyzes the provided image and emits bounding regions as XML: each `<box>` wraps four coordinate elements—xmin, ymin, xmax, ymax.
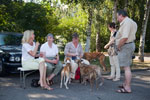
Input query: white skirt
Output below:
<box><xmin>22</xmin><ymin>58</ymin><xmax>45</xmax><ymax>70</ymax></box>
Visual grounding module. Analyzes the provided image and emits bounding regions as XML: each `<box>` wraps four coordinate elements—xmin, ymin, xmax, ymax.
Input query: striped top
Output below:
<box><xmin>64</xmin><ymin>42</ymin><xmax>83</xmax><ymax>58</ymax></box>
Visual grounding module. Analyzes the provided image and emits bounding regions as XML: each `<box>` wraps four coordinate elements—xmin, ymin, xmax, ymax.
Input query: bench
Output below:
<box><xmin>18</xmin><ymin>67</ymin><xmax>38</xmax><ymax>89</ymax></box>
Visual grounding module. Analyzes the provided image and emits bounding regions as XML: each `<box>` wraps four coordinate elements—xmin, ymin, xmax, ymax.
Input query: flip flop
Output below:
<box><xmin>44</xmin><ymin>86</ymin><xmax>53</xmax><ymax>91</ymax></box>
<box><xmin>118</xmin><ymin>85</ymin><xmax>124</xmax><ymax>88</ymax></box>
<box><xmin>116</xmin><ymin>87</ymin><xmax>132</xmax><ymax>93</ymax></box>
<box><xmin>49</xmin><ymin>80</ymin><xmax>54</xmax><ymax>86</ymax></box>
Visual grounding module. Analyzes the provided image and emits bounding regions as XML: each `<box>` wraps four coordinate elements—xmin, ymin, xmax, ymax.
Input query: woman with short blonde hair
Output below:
<box><xmin>21</xmin><ymin>30</ymin><xmax>53</xmax><ymax>90</ymax></box>
<box><xmin>22</xmin><ymin>30</ymin><xmax>34</xmax><ymax>43</ymax></box>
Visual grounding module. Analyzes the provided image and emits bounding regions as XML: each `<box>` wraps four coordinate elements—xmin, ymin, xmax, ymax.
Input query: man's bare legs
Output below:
<box><xmin>123</xmin><ymin>66</ymin><xmax>132</xmax><ymax>92</ymax></box>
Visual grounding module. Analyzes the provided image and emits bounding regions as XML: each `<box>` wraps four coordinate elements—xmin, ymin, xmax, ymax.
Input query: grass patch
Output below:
<box><xmin>59</xmin><ymin>52</ymin><xmax>150</xmax><ymax>71</ymax></box>
<box><xmin>59</xmin><ymin>53</ymin><xmax>111</xmax><ymax>70</ymax></box>
<box><xmin>132</xmin><ymin>60</ymin><xmax>150</xmax><ymax>69</ymax></box>
<box><xmin>90</xmin><ymin>56</ymin><xmax>110</xmax><ymax>70</ymax></box>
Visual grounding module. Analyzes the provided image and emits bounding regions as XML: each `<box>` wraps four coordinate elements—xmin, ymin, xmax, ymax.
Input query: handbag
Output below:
<box><xmin>108</xmin><ymin>44</ymin><xmax>118</xmax><ymax>56</ymax></box>
<box><xmin>31</xmin><ymin>79</ymin><xmax>40</xmax><ymax>87</ymax></box>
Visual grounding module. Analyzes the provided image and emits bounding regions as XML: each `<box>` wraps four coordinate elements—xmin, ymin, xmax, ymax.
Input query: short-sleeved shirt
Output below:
<box><xmin>40</xmin><ymin>42</ymin><xmax>58</xmax><ymax>58</ymax></box>
<box><xmin>22</xmin><ymin>42</ymin><xmax>35</xmax><ymax>61</ymax></box>
<box><xmin>64</xmin><ymin>42</ymin><xmax>83</xmax><ymax>57</ymax></box>
<box><xmin>116</xmin><ymin>17</ymin><xmax>137</xmax><ymax>45</ymax></box>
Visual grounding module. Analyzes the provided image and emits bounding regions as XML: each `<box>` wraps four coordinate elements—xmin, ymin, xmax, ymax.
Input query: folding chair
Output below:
<box><xmin>18</xmin><ymin>67</ymin><xmax>38</xmax><ymax>89</ymax></box>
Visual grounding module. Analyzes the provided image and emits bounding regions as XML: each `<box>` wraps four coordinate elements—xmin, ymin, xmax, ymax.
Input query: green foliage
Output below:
<box><xmin>0</xmin><ymin>1</ymin><xmax>59</xmax><ymax>43</ymax></box>
<box><xmin>0</xmin><ymin>0</ymin><xmax>150</xmax><ymax>52</ymax></box>
<box><xmin>17</xmin><ymin>3</ymin><xmax>59</xmax><ymax>43</ymax></box>
<box><xmin>56</xmin><ymin>4</ymin><xmax>88</xmax><ymax>42</ymax></box>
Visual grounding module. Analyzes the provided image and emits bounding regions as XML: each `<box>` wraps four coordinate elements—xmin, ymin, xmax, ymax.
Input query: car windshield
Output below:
<box><xmin>0</xmin><ymin>33</ymin><xmax>22</xmax><ymax>46</ymax></box>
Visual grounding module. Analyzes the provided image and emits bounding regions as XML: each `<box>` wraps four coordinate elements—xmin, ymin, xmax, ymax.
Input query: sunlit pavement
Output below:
<box><xmin>0</xmin><ymin>70</ymin><xmax>150</xmax><ymax>100</ymax></box>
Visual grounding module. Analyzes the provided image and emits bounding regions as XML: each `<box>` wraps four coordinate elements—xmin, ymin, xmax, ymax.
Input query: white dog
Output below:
<box><xmin>60</xmin><ymin>57</ymin><xmax>72</xmax><ymax>89</ymax></box>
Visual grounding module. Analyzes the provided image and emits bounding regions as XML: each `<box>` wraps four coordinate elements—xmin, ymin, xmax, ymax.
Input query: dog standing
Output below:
<box><xmin>60</xmin><ymin>58</ymin><xmax>72</xmax><ymax>89</ymax></box>
<box><xmin>90</xmin><ymin>65</ymin><xmax>104</xmax><ymax>86</ymax></box>
<box><xmin>83</xmin><ymin>52</ymin><xmax>107</xmax><ymax>71</ymax></box>
<box><xmin>77</xmin><ymin>59</ymin><xmax>104</xmax><ymax>91</ymax></box>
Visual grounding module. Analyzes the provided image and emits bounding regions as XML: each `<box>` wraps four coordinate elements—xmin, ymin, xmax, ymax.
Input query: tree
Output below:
<box><xmin>62</xmin><ymin>0</ymin><xmax>102</xmax><ymax>52</ymax></box>
<box><xmin>124</xmin><ymin>0</ymin><xmax>128</xmax><ymax>11</ymax></box>
<box><xmin>78</xmin><ymin>0</ymin><xmax>104</xmax><ymax>52</ymax></box>
<box><xmin>138</xmin><ymin>0</ymin><xmax>150</xmax><ymax>62</ymax></box>
<box><xmin>112</xmin><ymin>0</ymin><xmax>117</xmax><ymax>23</ymax></box>
<box><xmin>85</xmin><ymin>7</ymin><xmax>93</xmax><ymax>52</ymax></box>
<box><xmin>95</xmin><ymin>10</ymin><xmax>101</xmax><ymax>52</ymax></box>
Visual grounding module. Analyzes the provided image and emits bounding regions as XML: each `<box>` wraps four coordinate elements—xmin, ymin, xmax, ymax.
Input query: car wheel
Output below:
<box><xmin>0</xmin><ymin>60</ymin><xmax>6</xmax><ymax>76</ymax></box>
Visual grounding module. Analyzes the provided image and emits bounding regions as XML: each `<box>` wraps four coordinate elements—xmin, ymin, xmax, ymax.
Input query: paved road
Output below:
<box><xmin>0</xmin><ymin>70</ymin><xmax>150</xmax><ymax>100</ymax></box>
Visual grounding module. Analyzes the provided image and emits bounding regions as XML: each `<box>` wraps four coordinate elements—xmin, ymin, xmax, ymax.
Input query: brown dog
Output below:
<box><xmin>60</xmin><ymin>57</ymin><xmax>72</xmax><ymax>89</ymax></box>
<box><xmin>83</xmin><ymin>52</ymin><xmax>107</xmax><ymax>71</ymax></box>
<box><xmin>77</xmin><ymin>59</ymin><xmax>104</xmax><ymax>91</ymax></box>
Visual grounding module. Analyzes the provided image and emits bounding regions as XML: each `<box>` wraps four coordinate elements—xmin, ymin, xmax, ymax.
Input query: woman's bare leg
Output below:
<box><xmin>41</xmin><ymin>62</ymin><xmax>53</xmax><ymax>90</ymax></box>
<box><xmin>43</xmin><ymin>64</ymin><xmax>48</xmax><ymax>86</ymax></box>
<box><xmin>39</xmin><ymin>63</ymin><xmax>45</xmax><ymax>87</ymax></box>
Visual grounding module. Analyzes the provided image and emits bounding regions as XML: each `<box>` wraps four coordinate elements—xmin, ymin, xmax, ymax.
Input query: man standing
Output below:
<box><xmin>116</xmin><ymin>10</ymin><xmax>137</xmax><ymax>93</ymax></box>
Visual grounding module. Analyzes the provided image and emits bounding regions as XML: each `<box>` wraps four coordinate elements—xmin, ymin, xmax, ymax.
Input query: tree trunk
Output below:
<box><xmin>138</xmin><ymin>0</ymin><xmax>150</xmax><ymax>62</ymax></box>
<box><xmin>124</xmin><ymin>0</ymin><xmax>128</xmax><ymax>11</ymax></box>
<box><xmin>112</xmin><ymin>0</ymin><xmax>117</xmax><ymax>23</ymax></box>
<box><xmin>85</xmin><ymin>7</ymin><xmax>93</xmax><ymax>52</ymax></box>
<box><xmin>96</xmin><ymin>31</ymin><xmax>101</xmax><ymax>52</ymax></box>
<box><xmin>96</xmin><ymin>10</ymin><xmax>101</xmax><ymax>52</ymax></box>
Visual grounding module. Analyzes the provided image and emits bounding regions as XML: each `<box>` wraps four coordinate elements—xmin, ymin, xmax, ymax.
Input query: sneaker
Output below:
<box><xmin>113</xmin><ymin>78</ymin><xmax>120</xmax><ymax>81</ymax></box>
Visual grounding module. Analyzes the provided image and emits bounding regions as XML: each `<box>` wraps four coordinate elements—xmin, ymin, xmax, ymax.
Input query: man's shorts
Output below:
<box><xmin>118</xmin><ymin>42</ymin><xmax>135</xmax><ymax>67</ymax></box>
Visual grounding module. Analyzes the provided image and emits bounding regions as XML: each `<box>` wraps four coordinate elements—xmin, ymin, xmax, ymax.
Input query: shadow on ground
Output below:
<box><xmin>0</xmin><ymin>70</ymin><xmax>150</xmax><ymax>100</ymax></box>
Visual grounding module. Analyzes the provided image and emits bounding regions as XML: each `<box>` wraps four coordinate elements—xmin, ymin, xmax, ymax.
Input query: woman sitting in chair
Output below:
<box><xmin>64</xmin><ymin>33</ymin><xmax>85</xmax><ymax>80</ymax></box>
<box><xmin>21</xmin><ymin>30</ymin><xmax>53</xmax><ymax>90</ymax></box>
<box><xmin>40</xmin><ymin>33</ymin><xmax>62</xmax><ymax>86</ymax></box>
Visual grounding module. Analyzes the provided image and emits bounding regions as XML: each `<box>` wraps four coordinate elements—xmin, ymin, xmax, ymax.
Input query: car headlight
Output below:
<box><xmin>9</xmin><ymin>56</ymin><xmax>20</xmax><ymax>62</ymax></box>
<box><xmin>0</xmin><ymin>49</ymin><xmax>3</xmax><ymax>53</ymax></box>
<box><xmin>9</xmin><ymin>56</ymin><xmax>15</xmax><ymax>62</ymax></box>
<box><xmin>15</xmin><ymin>57</ymin><xmax>20</xmax><ymax>62</ymax></box>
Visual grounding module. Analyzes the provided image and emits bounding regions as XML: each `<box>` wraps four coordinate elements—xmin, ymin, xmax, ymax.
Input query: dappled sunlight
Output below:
<box><xmin>0</xmin><ymin>78</ymin><xmax>19</xmax><ymax>87</ymax></box>
<box><xmin>28</xmin><ymin>93</ymin><xmax>66</xmax><ymax>99</ymax></box>
<box><xmin>133</xmin><ymin>75</ymin><xmax>150</xmax><ymax>82</ymax></box>
<box><xmin>132</xmin><ymin>59</ymin><xmax>150</xmax><ymax>69</ymax></box>
<box><xmin>133</xmin><ymin>56</ymin><xmax>150</xmax><ymax>64</ymax></box>
<box><xmin>0</xmin><ymin>81</ymin><xmax>18</xmax><ymax>87</ymax></box>
<box><xmin>132</xmin><ymin>83</ymin><xmax>150</xmax><ymax>89</ymax></box>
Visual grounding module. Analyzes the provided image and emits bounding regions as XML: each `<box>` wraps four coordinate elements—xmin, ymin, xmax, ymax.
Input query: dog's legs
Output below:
<box><xmin>64</xmin><ymin>73</ymin><xmax>66</xmax><ymax>85</ymax></box>
<box><xmin>60</xmin><ymin>72</ymin><xmax>64</xmax><ymax>88</ymax></box>
<box><xmin>90</xmin><ymin>79</ymin><xmax>94</xmax><ymax>92</ymax></box>
<box><xmin>64</xmin><ymin>73</ymin><xmax>69</xmax><ymax>89</ymax></box>
<box><xmin>82</xmin><ymin>76</ymin><xmax>86</xmax><ymax>85</ymax></box>
<box><xmin>96</xmin><ymin>78</ymin><xmax>99</xmax><ymax>90</ymax></box>
<box><xmin>99</xmin><ymin>77</ymin><xmax>104</xmax><ymax>86</ymax></box>
<box><xmin>99</xmin><ymin>55</ymin><xmax>107</xmax><ymax>71</ymax></box>
<box><xmin>69</xmin><ymin>74</ymin><xmax>71</xmax><ymax>84</ymax></box>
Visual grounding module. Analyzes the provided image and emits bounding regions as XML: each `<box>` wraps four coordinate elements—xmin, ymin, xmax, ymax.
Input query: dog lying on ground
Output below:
<box><xmin>83</xmin><ymin>52</ymin><xmax>107</xmax><ymax>71</ymax></box>
<box><xmin>60</xmin><ymin>57</ymin><xmax>72</xmax><ymax>89</ymax></box>
<box><xmin>77</xmin><ymin>59</ymin><xmax>104</xmax><ymax>91</ymax></box>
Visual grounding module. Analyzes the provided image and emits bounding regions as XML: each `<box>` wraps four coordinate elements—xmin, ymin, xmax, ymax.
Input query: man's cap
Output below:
<box><xmin>72</xmin><ymin>33</ymin><xmax>79</xmax><ymax>38</ymax></box>
<box><xmin>47</xmin><ymin>33</ymin><xmax>53</xmax><ymax>38</ymax></box>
